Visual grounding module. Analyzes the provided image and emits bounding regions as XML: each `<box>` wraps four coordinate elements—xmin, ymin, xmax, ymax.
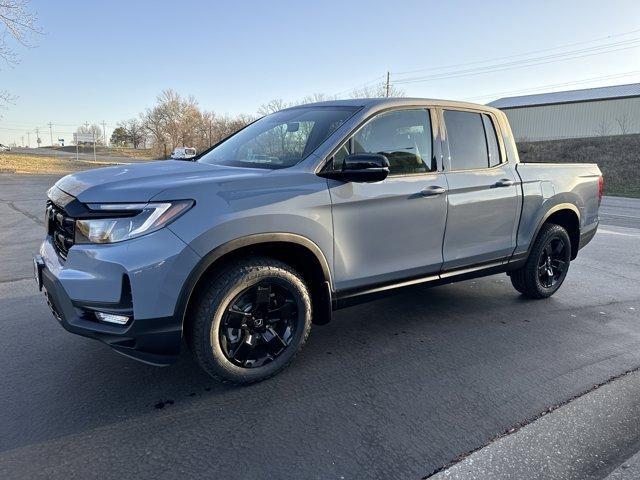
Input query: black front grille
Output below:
<box><xmin>46</xmin><ymin>201</ymin><xmax>75</xmax><ymax>259</ymax></box>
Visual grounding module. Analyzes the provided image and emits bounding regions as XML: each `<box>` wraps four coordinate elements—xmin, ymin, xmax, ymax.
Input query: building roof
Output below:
<box><xmin>487</xmin><ymin>82</ymin><xmax>640</xmax><ymax>109</ymax></box>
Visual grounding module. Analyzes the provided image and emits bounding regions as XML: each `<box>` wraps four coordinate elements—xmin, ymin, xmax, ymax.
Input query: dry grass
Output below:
<box><xmin>0</xmin><ymin>153</ymin><xmax>117</xmax><ymax>174</ymax></box>
<box><xmin>108</xmin><ymin>147</ymin><xmax>156</xmax><ymax>159</ymax></box>
<box><xmin>52</xmin><ymin>146</ymin><xmax>157</xmax><ymax>159</ymax></box>
<box><xmin>517</xmin><ymin>134</ymin><xmax>640</xmax><ymax>198</ymax></box>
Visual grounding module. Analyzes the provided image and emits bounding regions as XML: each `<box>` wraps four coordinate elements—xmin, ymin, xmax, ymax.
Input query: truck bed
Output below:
<box><xmin>514</xmin><ymin>162</ymin><xmax>602</xmax><ymax>258</ymax></box>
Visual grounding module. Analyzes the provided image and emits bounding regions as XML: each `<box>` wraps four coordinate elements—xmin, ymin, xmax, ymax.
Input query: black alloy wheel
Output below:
<box><xmin>509</xmin><ymin>223</ymin><xmax>572</xmax><ymax>299</ymax></box>
<box><xmin>219</xmin><ymin>281</ymin><xmax>299</xmax><ymax>368</ymax></box>
<box><xmin>188</xmin><ymin>257</ymin><xmax>312</xmax><ymax>384</ymax></box>
<box><xmin>536</xmin><ymin>236</ymin><xmax>569</xmax><ymax>289</ymax></box>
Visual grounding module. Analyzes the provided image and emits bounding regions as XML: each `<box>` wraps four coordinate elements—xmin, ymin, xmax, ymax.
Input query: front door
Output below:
<box><xmin>441</xmin><ymin>108</ymin><xmax>520</xmax><ymax>270</ymax></box>
<box><xmin>327</xmin><ymin>108</ymin><xmax>448</xmax><ymax>292</ymax></box>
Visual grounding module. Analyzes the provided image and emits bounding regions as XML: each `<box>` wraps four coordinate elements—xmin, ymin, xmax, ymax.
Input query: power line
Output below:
<box><xmin>393</xmin><ymin>27</ymin><xmax>640</xmax><ymax>77</ymax></box>
<box><xmin>334</xmin><ymin>29</ymin><xmax>640</xmax><ymax>98</ymax></box>
<box><xmin>334</xmin><ymin>75</ymin><xmax>386</xmax><ymax>97</ymax></box>
<box><xmin>393</xmin><ymin>38</ymin><xmax>640</xmax><ymax>85</ymax></box>
<box><xmin>464</xmin><ymin>71</ymin><xmax>640</xmax><ymax>103</ymax></box>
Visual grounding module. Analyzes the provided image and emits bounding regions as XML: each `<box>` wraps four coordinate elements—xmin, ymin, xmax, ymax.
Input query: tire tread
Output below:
<box><xmin>188</xmin><ymin>257</ymin><xmax>311</xmax><ymax>385</ymax></box>
<box><xmin>509</xmin><ymin>223</ymin><xmax>571</xmax><ymax>299</ymax></box>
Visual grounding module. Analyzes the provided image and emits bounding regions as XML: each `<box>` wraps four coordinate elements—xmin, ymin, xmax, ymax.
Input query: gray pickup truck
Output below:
<box><xmin>34</xmin><ymin>98</ymin><xmax>603</xmax><ymax>384</ymax></box>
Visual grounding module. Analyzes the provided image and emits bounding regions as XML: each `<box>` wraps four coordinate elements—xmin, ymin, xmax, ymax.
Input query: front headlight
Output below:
<box><xmin>75</xmin><ymin>200</ymin><xmax>193</xmax><ymax>244</ymax></box>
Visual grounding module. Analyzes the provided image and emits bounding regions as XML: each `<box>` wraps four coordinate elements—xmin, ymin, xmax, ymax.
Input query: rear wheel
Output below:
<box><xmin>188</xmin><ymin>257</ymin><xmax>312</xmax><ymax>384</ymax></box>
<box><xmin>509</xmin><ymin>223</ymin><xmax>572</xmax><ymax>299</ymax></box>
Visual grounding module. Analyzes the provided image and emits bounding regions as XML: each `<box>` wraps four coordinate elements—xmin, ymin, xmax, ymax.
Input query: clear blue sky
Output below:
<box><xmin>1</xmin><ymin>0</ymin><xmax>639</xmax><ymax>145</ymax></box>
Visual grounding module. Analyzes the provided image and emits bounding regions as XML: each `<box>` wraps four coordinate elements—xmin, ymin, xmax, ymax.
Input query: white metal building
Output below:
<box><xmin>488</xmin><ymin>83</ymin><xmax>640</xmax><ymax>141</ymax></box>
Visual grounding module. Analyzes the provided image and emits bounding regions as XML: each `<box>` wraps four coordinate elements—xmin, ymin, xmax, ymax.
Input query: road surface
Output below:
<box><xmin>0</xmin><ymin>174</ymin><xmax>638</xmax><ymax>479</ymax></box>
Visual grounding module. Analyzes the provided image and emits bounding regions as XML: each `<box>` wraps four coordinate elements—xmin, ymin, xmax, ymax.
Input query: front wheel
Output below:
<box><xmin>509</xmin><ymin>223</ymin><xmax>572</xmax><ymax>299</ymax></box>
<box><xmin>188</xmin><ymin>257</ymin><xmax>312</xmax><ymax>384</ymax></box>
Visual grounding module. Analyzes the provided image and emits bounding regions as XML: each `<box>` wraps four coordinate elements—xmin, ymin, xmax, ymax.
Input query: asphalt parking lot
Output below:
<box><xmin>1</xmin><ymin>173</ymin><xmax>639</xmax><ymax>479</ymax></box>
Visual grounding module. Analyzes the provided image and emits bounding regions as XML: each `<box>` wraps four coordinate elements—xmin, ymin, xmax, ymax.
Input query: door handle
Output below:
<box><xmin>419</xmin><ymin>186</ymin><xmax>446</xmax><ymax>196</ymax></box>
<box><xmin>494</xmin><ymin>178</ymin><xmax>514</xmax><ymax>187</ymax></box>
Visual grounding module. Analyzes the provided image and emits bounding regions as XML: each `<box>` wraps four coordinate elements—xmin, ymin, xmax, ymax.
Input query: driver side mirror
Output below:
<box><xmin>321</xmin><ymin>153</ymin><xmax>390</xmax><ymax>183</ymax></box>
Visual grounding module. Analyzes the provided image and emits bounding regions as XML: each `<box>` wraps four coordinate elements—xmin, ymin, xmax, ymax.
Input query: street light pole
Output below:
<box><xmin>48</xmin><ymin>122</ymin><xmax>53</xmax><ymax>147</ymax></box>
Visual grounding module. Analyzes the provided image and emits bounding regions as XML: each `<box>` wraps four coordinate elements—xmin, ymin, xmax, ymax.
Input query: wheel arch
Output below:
<box><xmin>531</xmin><ymin>203</ymin><xmax>581</xmax><ymax>260</ymax></box>
<box><xmin>177</xmin><ymin>233</ymin><xmax>334</xmax><ymax>339</ymax></box>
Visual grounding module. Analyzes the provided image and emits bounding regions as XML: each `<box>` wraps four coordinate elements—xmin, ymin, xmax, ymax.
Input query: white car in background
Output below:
<box><xmin>0</xmin><ymin>144</ymin><xmax>11</xmax><ymax>152</ymax></box>
<box><xmin>170</xmin><ymin>147</ymin><xmax>197</xmax><ymax>160</ymax></box>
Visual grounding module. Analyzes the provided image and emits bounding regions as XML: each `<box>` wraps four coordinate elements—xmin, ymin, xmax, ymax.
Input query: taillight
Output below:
<box><xmin>598</xmin><ymin>175</ymin><xmax>604</xmax><ymax>206</ymax></box>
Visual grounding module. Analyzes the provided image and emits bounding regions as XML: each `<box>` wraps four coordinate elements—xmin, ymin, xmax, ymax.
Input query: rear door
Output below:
<box><xmin>327</xmin><ymin>108</ymin><xmax>448</xmax><ymax>291</ymax></box>
<box><xmin>441</xmin><ymin>108</ymin><xmax>520</xmax><ymax>270</ymax></box>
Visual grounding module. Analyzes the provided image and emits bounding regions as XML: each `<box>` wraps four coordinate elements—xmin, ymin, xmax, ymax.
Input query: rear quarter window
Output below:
<box><xmin>482</xmin><ymin>114</ymin><xmax>501</xmax><ymax>167</ymax></box>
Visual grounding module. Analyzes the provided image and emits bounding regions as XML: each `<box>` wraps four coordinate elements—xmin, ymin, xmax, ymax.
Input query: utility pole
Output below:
<box><xmin>101</xmin><ymin>121</ymin><xmax>107</xmax><ymax>146</ymax></box>
<box><xmin>83</xmin><ymin>122</ymin><xmax>90</xmax><ymax>155</ymax></box>
<box><xmin>48</xmin><ymin>123</ymin><xmax>53</xmax><ymax>147</ymax></box>
<box><xmin>27</xmin><ymin>132</ymin><xmax>31</xmax><ymax>148</ymax></box>
<box><xmin>385</xmin><ymin>71</ymin><xmax>390</xmax><ymax>98</ymax></box>
<box><xmin>20</xmin><ymin>135</ymin><xmax>24</xmax><ymax>147</ymax></box>
<box><xmin>35</xmin><ymin>127</ymin><xmax>40</xmax><ymax>148</ymax></box>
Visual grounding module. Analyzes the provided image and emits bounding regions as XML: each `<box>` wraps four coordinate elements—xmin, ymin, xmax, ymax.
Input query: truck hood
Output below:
<box><xmin>54</xmin><ymin>160</ymin><xmax>268</xmax><ymax>203</ymax></box>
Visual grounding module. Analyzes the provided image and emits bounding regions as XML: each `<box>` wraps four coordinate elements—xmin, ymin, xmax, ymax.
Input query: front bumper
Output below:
<box><xmin>36</xmin><ymin>228</ymin><xmax>201</xmax><ymax>366</ymax></box>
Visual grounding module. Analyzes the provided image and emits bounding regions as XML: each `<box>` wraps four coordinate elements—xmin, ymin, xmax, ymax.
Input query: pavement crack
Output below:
<box><xmin>2</xmin><ymin>200</ymin><xmax>44</xmax><ymax>226</ymax></box>
<box><xmin>0</xmin><ymin>276</ymin><xmax>33</xmax><ymax>284</ymax></box>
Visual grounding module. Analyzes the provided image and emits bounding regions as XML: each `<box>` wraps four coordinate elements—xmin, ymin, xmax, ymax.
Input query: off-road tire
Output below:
<box><xmin>188</xmin><ymin>257</ymin><xmax>312</xmax><ymax>384</ymax></box>
<box><xmin>509</xmin><ymin>223</ymin><xmax>572</xmax><ymax>299</ymax></box>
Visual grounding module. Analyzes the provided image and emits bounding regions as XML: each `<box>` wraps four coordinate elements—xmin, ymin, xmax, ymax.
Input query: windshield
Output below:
<box><xmin>198</xmin><ymin>106</ymin><xmax>359</xmax><ymax>169</ymax></box>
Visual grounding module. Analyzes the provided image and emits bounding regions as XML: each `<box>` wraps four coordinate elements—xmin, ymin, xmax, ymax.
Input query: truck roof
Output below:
<box><xmin>290</xmin><ymin>97</ymin><xmax>501</xmax><ymax>114</ymax></box>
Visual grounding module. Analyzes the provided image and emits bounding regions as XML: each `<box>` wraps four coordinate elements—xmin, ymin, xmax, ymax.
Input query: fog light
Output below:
<box><xmin>95</xmin><ymin>312</ymin><xmax>130</xmax><ymax>325</ymax></box>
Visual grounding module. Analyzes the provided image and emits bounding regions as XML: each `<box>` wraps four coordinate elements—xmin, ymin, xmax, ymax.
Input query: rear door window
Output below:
<box><xmin>444</xmin><ymin>110</ymin><xmax>489</xmax><ymax>171</ymax></box>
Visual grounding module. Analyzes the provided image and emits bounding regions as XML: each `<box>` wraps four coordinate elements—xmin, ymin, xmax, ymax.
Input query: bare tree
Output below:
<box><xmin>210</xmin><ymin>113</ymin><xmax>252</xmax><ymax>144</ymax></box>
<box><xmin>299</xmin><ymin>92</ymin><xmax>338</xmax><ymax>104</ymax></box>
<box><xmin>257</xmin><ymin>98</ymin><xmax>292</xmax><ymax>116</ymax></box>
<box><xmin>0</xmin><ymin>0</ymin><xmax>41</xmax><ymax>63</ymax></box>
<box><xmin>142</xmin><ymin>106</ymin><xmax>169</xmax><ymax>158</ymax></box>
<box><xmin>594</xmin><ymin>118</ymin><xmax>610</xmax><ymax>137</ymax></box>
<box><xmin>258</xmin><ymin>93</ymin><xmax>339</xmax><ymax>116</ymax></box>
<box><xmin>0</xmin><ymin>1</ymin><xmax>42</xmax><ymax>109</ymax></box>
<box><xmin>0</xmin><ymin>89</ymin><xmax>15</xmax><ymax>105</ymax></box>
<box><xmin>198</xmin><ymin>110</ymin><xmax>215</xmax><ymax>148</ymax></box>
<box><xmin>350</xmin><ymin>81</ymin><xmax>404</xmax><ymax>99</ymax></box>
<box><xmin>616</xmin><ymin>113</ymin><xmax>633</xmax><ymax>135</ymax></box>
<box><xmin>141</xmin><ymin>89</ymin><xmax>219</xmax><ymax>157</ymax></box>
